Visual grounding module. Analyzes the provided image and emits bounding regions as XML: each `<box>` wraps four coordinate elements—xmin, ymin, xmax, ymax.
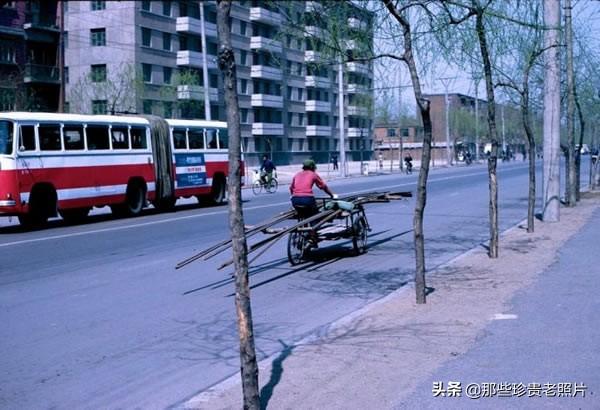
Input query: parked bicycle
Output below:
<box><xmin>252</xmin><ymin>169</ymin><xmax>278</xmax><ymax>194</ymax></box>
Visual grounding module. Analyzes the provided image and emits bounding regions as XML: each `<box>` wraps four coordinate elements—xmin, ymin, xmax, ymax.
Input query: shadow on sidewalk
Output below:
<box><xmin>260</xmin><ymin>339</ymin><xmax>295</xmax><ymax>410</ymax></box>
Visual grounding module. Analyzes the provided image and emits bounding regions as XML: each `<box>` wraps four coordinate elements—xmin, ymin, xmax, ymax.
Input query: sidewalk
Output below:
<box><xmin>181</xmin><ymin>192</ymin><xmax>600</xmax><ymax>409</ymax></box>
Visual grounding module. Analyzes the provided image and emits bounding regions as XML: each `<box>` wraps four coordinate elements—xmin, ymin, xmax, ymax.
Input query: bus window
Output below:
<box><xmin>217</xmin><ymin>128</ymin><xmax>228</xmax><ymax>149</ymax></box>
<box><xmin>86</xmin><ymin>125</ymin><xmax>110</xmax><ymax>150</ymax></box>
<box><xmin>111</xmin><ymin>126</ymin><xmax>129</xmax><ymax>149</ymax></box>
<box><xmin>173</xmin><ymin>127</ymin><xmax>187</xmax><ymax>149</ymax></box>
<box><xmin>63</xmin><ymin>125</ymin><xmax>84</xmax><ymax>150</ymax></box>
<box><xmin>39</xmin><ymin>124</ymin><xmax>62</xmax><ymax>151</ymax></box>
<box><xmin>19</xmin><ymin>125</ymin><xmax>35</xmax><ymax>151</ymax></box>
<box><xmin>131</xmin><ymin>127</ymin><xmax>147</xmax><ymax>149</ymax></box>
<box><xmin>0</xmin><ymin>121</ymin><xmax>13</xmax><ymax>154</ymax></box>
<box><xmin>188</xmin><ymin>128</ymin><xmax>205</xmax><ymax>149</ymax></box>
<box><xmin>206</xmin><ymin>128</ymin><xmax>217</xmax><ymax>149</ymax></box>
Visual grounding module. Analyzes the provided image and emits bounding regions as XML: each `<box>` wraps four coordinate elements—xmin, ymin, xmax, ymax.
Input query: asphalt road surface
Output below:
<box><xmin>0</xmin><ymin>159</ymin><xmax>591</xmax><ymax>409</ymax></box>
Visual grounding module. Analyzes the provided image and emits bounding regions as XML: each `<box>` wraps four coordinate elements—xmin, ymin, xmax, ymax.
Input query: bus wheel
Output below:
<box><xmin>18</xmin><ymin>187</ymin><xmax>54</xmax><ymax>227</ymax></box>
<box><xmin>125</xmin><ymin>182</ymin><xmax>146</xmax><ymax>216</ymax></box>
<box><xmin>210</xmin><ymin>176</ymin><xmax>227</xmax><ymax>204</ymax></box>
<box><xmin>59</xmin><ymin>207</ymin><xmax>90</xmax><ymax>223</ymax></box>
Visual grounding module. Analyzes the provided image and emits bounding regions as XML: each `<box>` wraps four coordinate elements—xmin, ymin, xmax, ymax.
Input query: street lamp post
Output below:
<box><xmin>438</xmin><ymin>77</ymin><xmax>455</xmax><ymax>166</ymax></box>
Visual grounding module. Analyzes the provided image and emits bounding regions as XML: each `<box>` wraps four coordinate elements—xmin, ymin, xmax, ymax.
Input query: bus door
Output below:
<box><xmin>16</xmin><ymin>124</ymin><xmax>41</xmax><ymax>197</ymax></box>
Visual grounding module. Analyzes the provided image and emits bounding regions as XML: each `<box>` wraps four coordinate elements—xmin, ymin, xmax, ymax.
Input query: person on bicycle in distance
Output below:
<box><xmin>290</xmin><ymin>159</ymin><xmax>335</xmax><ymax>219</ymax></box>
<box><xmin>260</xmin><ymin>154</ymin><xmax>276</xmax><ymax>186</ymax></box>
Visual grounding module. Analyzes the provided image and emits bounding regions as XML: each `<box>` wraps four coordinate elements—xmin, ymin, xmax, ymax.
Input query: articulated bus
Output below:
<box><xmin>0</xmin><ymin>112</ymin><xmax>238</xmax><ymax>226</ymax></box>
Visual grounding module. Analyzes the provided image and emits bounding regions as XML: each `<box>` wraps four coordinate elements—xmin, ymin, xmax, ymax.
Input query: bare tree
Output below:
<box><xmin>68</xmin><ymin>63</ymin><xmax>141</xmax><ymax>114</ymax></box>
<box><xmin>215</xmin><ymin>1</ymin><xmax>260</xmax><ymax>408</ymax></box>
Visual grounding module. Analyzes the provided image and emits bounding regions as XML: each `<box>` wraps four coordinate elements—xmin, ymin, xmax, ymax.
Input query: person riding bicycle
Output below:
<box><xmin>260</xmin><ymin>154</ymin><xmax>276</xmax><ymax>186</ymax></box>
<box><xmin>290</xmin><ymin>159</ymin><xmax>335</xmax><ymax>220</ymax></box>
<box><xmin>404</xmin><ymin>153</ymin><xmax>413</xmax><ymax>173</ymax></box>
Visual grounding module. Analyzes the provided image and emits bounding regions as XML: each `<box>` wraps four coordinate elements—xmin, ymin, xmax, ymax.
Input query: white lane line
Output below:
<box><xmin>0</xmin><ymin>167</ymin><xmax>515</xmax><ymax>249</ymax></box>
<box><xmin>491</xmin><ymin>313</ymin><xmax>518</xmax><ymax>320</ymax></box>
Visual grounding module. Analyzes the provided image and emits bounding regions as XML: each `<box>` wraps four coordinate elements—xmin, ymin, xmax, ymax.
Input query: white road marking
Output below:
<box><xmin>491</xmin><ymin>313</ymin><xmax>518</xmax><ymax>320</ymax></box>
<box><xmin>0</xmin><ymin>167</ymin><xmax>521</xmax><ymax>249</ymax></box>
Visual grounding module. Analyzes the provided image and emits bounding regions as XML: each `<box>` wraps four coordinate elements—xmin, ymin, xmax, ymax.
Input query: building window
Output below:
<box><xmin>143</xmin><ymin>100</ymin><xmax>153</xmax><ymax>114</ymax></box>
<box><xmin>240</xmin><ymin>78</ymin><xmax>248</xmax><ymax>94</ymax></box>
<box><xmin>298</xmin><ymin>113</ymin><xmax>304</xmax><ymax>126</ymax></box>
<box><xmin>64</xmin><ymin>32</ymin><xmax>68</xmax><ymax>49</ymax></box>
<box><xmin>141</xmin><ymin>27</ymin><xmax>152</xmax><ymax>47</ymax></box>
<box><xmin>297</xmin><ymin>88</ymin><xmax>303</xmax><ymax>101</ymax></box>
<box><xmin>64</xmin><ymin>102</ymin><xmax>70</xmax><ymax>113</ymax></box>
<box><xmin>142</xmin><ymin>64</ymin><xmax>152</xmax><ymax>83</ymax></box>
<box><xmin>90</xmin><ymin>28</ymin><xmax>106</xmax><ymax>46</ymax></box>
<box><xmin>162</xmin><ymin>0</ymin><xmax>171</xmax><ymax>16</ymax></box>
<box><xmin>387</xmin><ymin>128</ymin><xmax>396</xmax><ymax>137</ymax></box>
<box><xmin>90</xmin><ymin>64</ymin><xmax>107</xmax><ymax>82</ymax></box>
<box><xmin>92</xmin><ymin>100</ymin><xmax>107</xmax><ymax>115</ymax></box>
<box><xmin>64</xmin><ymin>67</ymin><xmax>69</xmax><ymax>83</ymax></box>
<box><xmin>91</xmin><ymin>0</ymin><xmax>106</xmax><ymax>11</ymax></box>
<box><xmin>163</xmin><ymin>101</ymin><xmax>173</xmax><ymax>118</ymax></box>
<box><xmin>209</xmin><ymin>73</ymin><xmax>218</xmax><ymax>88</ymax></box>
<box><xmin>163</xmin><ymin>32</ymin><xmax>171</xmax><ymax>51</ymax></box>
<box><xmin>141</xmin><ymin>0</ymin><xmax>151</xmax><ymax>11</ymax></box>
<box><xmin>240</xmin><ymin>50</ymin><xmax>247</xmax><ymax>66</ymax></box>
<box><xmin>240</xmin><ymin>20</ymin><xmax>247</xmax><ymax>36</ymax></box>
<box><xmin>241</xmin><ymin>108</ymin><xmax>249</xmax><ymax>124</ymax></box>
<box><xmin>0</xmin><ymin>40</ymin><xmax>16</xmax><ymax>63</ymax></box>
<box><xmin>163</xmin><ymin>66</ymin><xmax>172</xmax><ymax>84</ymax></box>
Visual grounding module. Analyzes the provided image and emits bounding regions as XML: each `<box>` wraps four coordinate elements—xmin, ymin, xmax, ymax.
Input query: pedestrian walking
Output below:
<box><xmin>331</xmin><ymin>154</ymin><xmax>338</xmax><ymax>170</ymax></box>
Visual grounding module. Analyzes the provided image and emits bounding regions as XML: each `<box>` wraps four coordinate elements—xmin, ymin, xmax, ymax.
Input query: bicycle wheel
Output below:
<box><xmin>266</xmin><ymin>178</ymin><xmax>278</xmax><ymax>193</ymax></box>
<box><xmin>252</xmin><ymin>181</ymin><xmax>262</xmax><ymax>195</ymax></box>
<box><xmin>352</xmin><ymin>216</ymin><xmax>368</xmax><ymax>255</ymax></box>
<box><xmin>287</xmin><ymin>230</ymin><xmax>308</xmax><ymax>265</ymax></box>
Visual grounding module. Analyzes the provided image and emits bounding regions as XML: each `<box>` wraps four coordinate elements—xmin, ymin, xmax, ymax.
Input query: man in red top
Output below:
<box><xmin>290</xmin><ymin>159</ymin><xmax>335</xmax><ymax>218</ymax></box>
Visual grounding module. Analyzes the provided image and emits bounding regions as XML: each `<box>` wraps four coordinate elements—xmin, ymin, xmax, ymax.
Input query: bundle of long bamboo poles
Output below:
<box><xmin>175</xmin><ymin>190</ymin><xmax>411</xmax><ymax>270</ymax></box>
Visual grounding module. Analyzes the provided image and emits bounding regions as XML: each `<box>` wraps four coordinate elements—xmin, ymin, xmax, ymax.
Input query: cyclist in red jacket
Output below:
<box><xmin>289</xmin><ymin>159</ymin><xmax>335</xmax><ymax>218</ymax></box>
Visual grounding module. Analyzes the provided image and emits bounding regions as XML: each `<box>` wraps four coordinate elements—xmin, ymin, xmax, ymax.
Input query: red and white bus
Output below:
<box><xmin>0</xmin><ymin>112</ymin><xmax>236</xmax><ymax>226</ymax></box>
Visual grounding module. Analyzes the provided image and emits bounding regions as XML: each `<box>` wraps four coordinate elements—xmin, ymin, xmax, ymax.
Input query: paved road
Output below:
<box><xmin>0</xmin><ymin>159</ymin><xmax>590</xmax><ymax>408</ymax></box>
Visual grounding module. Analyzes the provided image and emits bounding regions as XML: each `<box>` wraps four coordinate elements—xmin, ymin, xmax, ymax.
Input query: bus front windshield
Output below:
<box><xmin>0</xmin><ymin>121</ymin><xmax>14</xmax><ymax>155</ymax></box>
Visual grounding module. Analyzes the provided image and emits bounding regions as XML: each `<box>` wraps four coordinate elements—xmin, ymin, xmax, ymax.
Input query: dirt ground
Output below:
<box><xmin>183</xmin><ymin>192</ymin><xmax>600</xmax><ymax>410</ymax></box>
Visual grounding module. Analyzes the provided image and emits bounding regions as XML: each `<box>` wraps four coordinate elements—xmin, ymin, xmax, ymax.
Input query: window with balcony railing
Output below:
<box><xmin>253</xmin><ymin>79</ymin><xmax>281</xmax><ymax>96</ymax></box>
<box><xmin>178</xmin><ymin>1</ymin><xmax>199</xmax><ymax>18</ymax></box>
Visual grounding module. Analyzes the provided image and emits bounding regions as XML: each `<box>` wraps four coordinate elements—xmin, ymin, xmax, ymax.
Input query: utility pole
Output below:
<box><xmin>338</xmin><ymin>58</ymin><xmax>346</xmax><ymax>177</ymax></box>
<box><xmin>58</xmin><ymin>0</ymin><xmax>65</xmax><ymax>113</ymax></box>
<box><xmin>200</xmin><ymin>1</ymin><xmax>211</xmax><ymax>120</ymax></box>
<box><xmin>398</xmin><ymin>69</ymin><xmax>403</xmax><ymax>172</ymax></box>
<box><xmin>543</xmin><ymin>0</ymin><xmax>561</xmax><ymax>222</ymax></box>
<box><xmin>473</xmin><ymin>73</ymin><xmax>481</xmax><ymax>161</ymax></box>
<box><xmin>438</xmin><ymin>77</ymin><xmax>455</xmax><ymax>166</ymax></box>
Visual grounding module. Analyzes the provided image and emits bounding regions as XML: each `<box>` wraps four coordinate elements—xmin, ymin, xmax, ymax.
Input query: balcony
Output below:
<box><xmin>306</xmin><ymin>75</ymin><xmax>330</xmax><ymax>88</ymax></box>
<box><xmin>346</xmin><ymin>62</ymin><xmax>372</xmax><ymax>77</ymax></box>
<box><xmin>23</xmin><ymin>64</ymin><xmax>59</xmax><ymax>84</ymax></box>
<box><xmin>176</xmin><ymin>16</ymin><xmax>217</xmax><ymax>38</ymax></box>
<box><xmin>348</xmin><ymin>127</ymin><xmax>369</xmax><ymax>138</ymax></box>
<box><xmin>251</xmin><ymin>65</ymin><xmax>282</xmax><ymax>81</ymax></box>
<box><xmin>347</xmin><ymin>105</ymin><xmax>369</xmax><ymax>116</ymax></box>
<box><xmin>177</xmin><ymin>85</ymin><xmax>219</xmax><ymax>102</ymax></box>
<box><xmin>305</xmin><ymin>26</ymin><xmax>324</xmax><ymax>38</ymax></box>
<box><xmin>348</xmin><ymin>17</ymin><xmax>368</xmax><ymax>30</ymax></box>
<box><xmin>176</xmin><ymin>50</ymin><xmax>218</xmax><ymax>70</ymax></box>
<box><xmin>305</xmin><ymin>1</ymin><xmax>323</xmax><ymax>12</ymax></box>
<box><xmin>250</xmin><ymin>36</ymin><xmax>283</xmax><ymax>53</ymax></box>
<box><xmin>251</xmin><ymin>94</ymin><xmax>284</xmax><ymax>108</ymax></box>
<box><xmin>304</xmin><ymin>50</ymin><xmax>322</xmax><ymax>62</ymax></box>
<box><xmin>347</xmin><ymin>83</ymin><xmax>369</xmax><ymax>94</ymax></box>
<box><xmin>306</xmin><ymin>100</ymin><xmax>331</xmax><ymax>112</ymax></box>
<box><xmin>306</xmin><ymin>125</ymin><xmax>331</xmax><ymax>137</ymax></box>
<box><xmin>252</xmin><ymin>123</ymin><xmax>284</xmax><ymax>135</ymax></box>
<box><xmin>250</xmin><ymin>7</ymin><xmax>282</xmax><ymax>25</ymax></box>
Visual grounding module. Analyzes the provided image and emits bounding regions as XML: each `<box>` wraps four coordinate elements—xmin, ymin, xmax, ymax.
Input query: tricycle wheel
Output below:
<box><xmin>352</xmin><ymin>216</ymin><xmax>368</xmax><ymax>255</ymax></box>
<box><xmin>287</xmin><ymin>230</ymin><xmax>308</xmax><ymax>265</ymax></box>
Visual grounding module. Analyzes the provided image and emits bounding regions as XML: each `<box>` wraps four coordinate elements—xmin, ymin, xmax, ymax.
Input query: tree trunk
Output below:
<box><xmin>475</xmin><ymin>10</ymin><xmax>499</xmax><ymax>258</ymax></box>
<box><xmin>565</xmin><ymin>0</ymin><xmax>576</xmax><ymax>206</ymax></box>
<box><xmin>542</xmin><ymin>0</ymin><xmax>561</xmax><ymax>222</ymax></box>
<box><xmin>574</xmin><ymin>88</ymin><xmax>585</xmax><ymax>200</ymax></box>
<box><xmin>216</xmin><ymin>1</ymin><xmax>260</xmax><ymax>408</ymax></box>
<box><xmin>383</xmin><ymin>0</ymin><xmax>431</xmax><ymax>304</ymax></box>
<box><xmin>521</xmin><ymin>74</ymin><xmax>535</xmax><ymax>233</ymax></box>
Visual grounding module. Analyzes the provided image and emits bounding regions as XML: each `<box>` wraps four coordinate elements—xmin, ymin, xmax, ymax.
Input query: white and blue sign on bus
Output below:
<box><xmin>175</xmin><ymin>153</ymin><xmax>207</xmax><ymax>187</ymax></box>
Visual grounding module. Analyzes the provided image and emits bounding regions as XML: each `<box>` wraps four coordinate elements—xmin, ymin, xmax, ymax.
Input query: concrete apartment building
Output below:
<box><xmin>64</xmin><ymin>0</ymin><xmax>374</xmax><ymax>165</ymax></box>
<box><xmin>0</xmin><ymin>0</ymin><xmax>61</xmax><ymax>111</ymax></box>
